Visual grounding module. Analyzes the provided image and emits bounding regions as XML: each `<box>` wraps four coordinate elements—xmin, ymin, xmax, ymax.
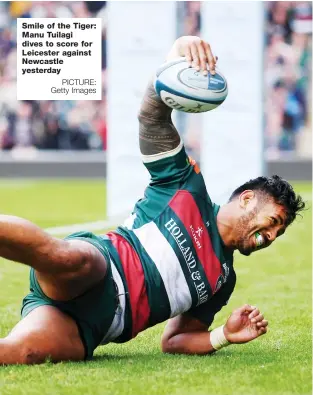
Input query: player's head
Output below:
<box><xmin>228</xmin><ymin>175</ymin><xmax>305</xmax><ymax>256</ymax></box>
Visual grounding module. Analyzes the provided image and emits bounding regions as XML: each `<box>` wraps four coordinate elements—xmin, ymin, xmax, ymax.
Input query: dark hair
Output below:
<box><xmin>229</xmin><ymin>175</ymin><xmax>306</xmax><ymax>227</ymax></box>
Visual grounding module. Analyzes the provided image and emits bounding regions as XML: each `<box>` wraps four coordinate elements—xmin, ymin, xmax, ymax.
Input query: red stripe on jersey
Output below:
<box><xmin>107</xmin><ymin>232</ymin><xmax>150</xmax><ymax>338</ymax></box>
<box><xmin>169</xmin><ymin>191</ymin><xmax>222</xmax><ymax>293</ymax></box>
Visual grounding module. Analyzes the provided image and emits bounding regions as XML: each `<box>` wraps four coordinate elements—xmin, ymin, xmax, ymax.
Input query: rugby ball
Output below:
<box><xmin>154</xmin><ymin>58</ymin><xmax>228</xmax><ymax>113</ymax></box>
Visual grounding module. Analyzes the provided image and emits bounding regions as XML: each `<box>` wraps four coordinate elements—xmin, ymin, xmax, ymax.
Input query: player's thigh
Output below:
<box><xmin>7</xmin><ymin>305</ymin><xmax>85</xmax><ymax>364</ymax></box>
<box><xmin>37</xmin><ymin>239</ymin><xmax>108</xmax><ymax>300</ymax></box>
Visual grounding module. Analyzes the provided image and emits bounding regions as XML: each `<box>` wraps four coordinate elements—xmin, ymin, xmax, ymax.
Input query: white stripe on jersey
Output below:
<box><xmin>141</xmin><ymin>140</ymin><xmax>183</xmax><ymax>163</ymax></box>
<box><xmin>100</xmin><ymin>259</ymin><xmax>126</xmax><ymax>344</ymax></box>
<box><xmin>123</xmin><ymin>212</ymin><xmax>137</xmax><ymax>230</ymax></box>
<box><xmin>133</xmin><ymin>222</ymin><xmax>192</xmax><ymax>317</ymax></box>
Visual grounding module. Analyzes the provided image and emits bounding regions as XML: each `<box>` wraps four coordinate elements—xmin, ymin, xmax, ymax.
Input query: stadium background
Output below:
<box><xmin>0</xmin><ymin>1</ymin><xmax>311</xmax><ymax>179</ymax></box>
<box><xmin>0</xmin><ymin>2</ymin><xmax>311</xmax><ymax>395</ymax></box>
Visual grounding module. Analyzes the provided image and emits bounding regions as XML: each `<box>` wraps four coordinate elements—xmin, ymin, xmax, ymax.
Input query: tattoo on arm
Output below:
<box><xmin>138</xmin><ymin>82</ymin><xmax>181</xmax><ymax>156</ymax></box>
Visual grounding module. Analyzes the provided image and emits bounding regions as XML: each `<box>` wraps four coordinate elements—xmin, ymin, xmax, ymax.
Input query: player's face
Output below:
<box><xmin>235</xmin><ymin>194</ymin><xmax>286</xmax><ymax>256</ymax></box>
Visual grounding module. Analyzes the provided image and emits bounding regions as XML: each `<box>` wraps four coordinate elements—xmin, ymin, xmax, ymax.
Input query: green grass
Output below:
<box><xmin>0</xmin><ymin>180</ymin><xmax>106</xmax><ymax>227</ymax></box>
<box><xmin>0</xmin><ymin>180</ymin><xmax>311</xmax><ymax>395</ymax></box>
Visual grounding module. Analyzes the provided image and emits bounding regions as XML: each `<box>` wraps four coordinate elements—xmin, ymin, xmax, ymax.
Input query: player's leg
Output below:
<box><xmin>0</xmin><ymin>215</ymin><xmax>107</xmax><ymax>300</ymax></box>
<box><xmin>35</xmin><ymin>238</ymin><xmax>108</xmax><ymax>301</ymax></box>
<box><xmin>0</xmin><ymin>216</ymin><xmax>116</xmax><ymax>363</ymax></box>
<box><xmin>0</xmin><ymin>306</ymin><xmax>85</xmax><ymax>364</ymax></box>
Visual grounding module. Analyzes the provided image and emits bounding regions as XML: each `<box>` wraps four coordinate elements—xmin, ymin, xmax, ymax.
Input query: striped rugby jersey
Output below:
<box><xmin>101</xmin><ymin>143</ymin><xmax>236</xmax><ymax>344</ymax></box>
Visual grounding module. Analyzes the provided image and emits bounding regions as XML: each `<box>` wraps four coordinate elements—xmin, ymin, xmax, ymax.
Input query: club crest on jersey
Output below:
<box><xmin>190</xmin><ymin>224</ymin><xmax>202</xmax><ymax>249</ymax></box>
<box><xmin>196</xmin><ymin>226</ymin><xmax>204</xmax><ymax>237</ymax></box>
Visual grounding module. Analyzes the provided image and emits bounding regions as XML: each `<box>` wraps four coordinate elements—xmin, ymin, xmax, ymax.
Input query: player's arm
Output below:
<box><xmin>161</xmin><ymin>305</ymin><xmax>268</xmax><ymax>355</ymax></box>
<box><xmin>138</xmin><ymin>36</ymin><xmax>217</xmax><ymax>156</ymax></box>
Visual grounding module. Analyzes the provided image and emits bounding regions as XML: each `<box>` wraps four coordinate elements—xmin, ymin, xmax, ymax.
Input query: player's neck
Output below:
<box><xmin>216</xmin><ymin>203</ymin><xmax>238</xmax><ymax>250</ymax></box>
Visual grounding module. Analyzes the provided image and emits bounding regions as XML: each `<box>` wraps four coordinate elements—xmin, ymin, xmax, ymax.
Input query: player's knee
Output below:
<box><xmin>20</xmin><ymin>346</ymin><xmax>47</xmax><ymax>365</ymax></box>
<box><xmin>47</xmin><ymin>239</ymin><xmax>92</xmax><ymax>274</ymax></box>
<box><xmin>41</xmin><ymin>239</ymin><xmax>106</xmax><ymax>282</ymax></box>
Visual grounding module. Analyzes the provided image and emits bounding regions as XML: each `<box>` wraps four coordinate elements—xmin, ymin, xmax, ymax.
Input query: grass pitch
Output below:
<box><xmin>0</xmin><ymin>180</ymin><xmax>311</xmax><ymax>395</ymax></box>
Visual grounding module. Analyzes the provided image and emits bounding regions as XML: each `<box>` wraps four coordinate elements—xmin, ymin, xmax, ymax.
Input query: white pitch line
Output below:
<box><xmin>0</xmin><ymin>180</ymin><xmax>36</xmax><ymax>189</ymax></box>
<box><xmin>44</xmin><ymin>216</ymin><xmax>126</xmax><ymax>236</ymax></box>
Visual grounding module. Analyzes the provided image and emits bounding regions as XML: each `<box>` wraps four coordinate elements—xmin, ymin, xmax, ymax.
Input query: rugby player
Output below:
<box><xmin>0</xmin><ymin>36</ymin><xmax>305</xmax><ymax>364</ymax></box>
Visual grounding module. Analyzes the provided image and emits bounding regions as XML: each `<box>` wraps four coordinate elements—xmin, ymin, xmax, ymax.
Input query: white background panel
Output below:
<box><xmin>201</xmin><ymin>1</ymin><xmax>264</xmax><ymax>204</ymax></box>
<box><xmin>106</xmin><ymin>1</ymin><xmax>176</xmax><ymax>218</ymax></box>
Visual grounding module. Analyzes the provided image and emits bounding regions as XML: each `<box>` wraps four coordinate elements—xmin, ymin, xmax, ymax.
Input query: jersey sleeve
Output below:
<box><xmin>125</xmin><ymin>142</ymin><xmax>207</xmax><ymax>228</ymax></box>
<box><xmin>142</xmin><ymin>141</ymin><xmax>193</xmax><ymax>186</ymax></box>
<box><xmin>188</xmin><ymin>268</ymin><xmax>236</xmax><ymax>328</ymax></box>
<box><xmin>123</xmin><ymin>143</ymin><xmax>197</xmax><ymax>228</ymax></box>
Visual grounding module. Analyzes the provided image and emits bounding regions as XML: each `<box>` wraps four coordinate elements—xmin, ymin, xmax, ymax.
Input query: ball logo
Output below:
<box><xmin>208</xmin><ymin>74</ymin><xmax>226</xmax><ymax>91</ymax></box>
<box><xmin>164</xmin><ymin>96</ymin><xmax>204</xmax><ymax>113</ymax></box>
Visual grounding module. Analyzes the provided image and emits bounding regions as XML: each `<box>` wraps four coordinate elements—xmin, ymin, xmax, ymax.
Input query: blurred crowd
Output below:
<box><xmin>0</xmin><ymin>1</ymin><xmax>107</xmax><ymax>150</ymax></box>
<box><xmin>177</xmin><ymin>1</ymin><xmax>312</xmax><ymax>161</ymax></box>
<box><xmin>0</xmin><ymin>1</ymin><xmax>311</xmax><ymax>156</ymax></box>
<box><xmin>264</xmin><ymin>1</ymin><xmax>312</xmax><ymax>158</ymax></box>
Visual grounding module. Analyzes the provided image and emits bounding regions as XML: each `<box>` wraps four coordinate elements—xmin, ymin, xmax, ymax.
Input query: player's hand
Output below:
<box><xmin>223</xmin><ymin>304</ymin><xmax>268</xmax><ymax>344</ymax></box>
<box><xmin>167</xmin><ymin>36</ymin><xmax>217</xmax><ymax>76</ymax></box>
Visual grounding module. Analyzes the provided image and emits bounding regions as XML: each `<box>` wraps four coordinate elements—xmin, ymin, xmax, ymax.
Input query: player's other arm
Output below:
<box><xmin>138</xmin><ymin>36</ymin><xmax>217</xmax><ymax>156</ymax></box>
<box><xmin>161</xmin><ymin>305</ymin><xmax>268</xmax><ymax>355</ymax></box>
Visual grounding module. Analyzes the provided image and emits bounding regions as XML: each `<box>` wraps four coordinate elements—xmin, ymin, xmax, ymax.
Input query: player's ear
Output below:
<box><xmin>239</xmin><ymin>190</ymin><xmax>257</xmax><ymax>210</ymax></box>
